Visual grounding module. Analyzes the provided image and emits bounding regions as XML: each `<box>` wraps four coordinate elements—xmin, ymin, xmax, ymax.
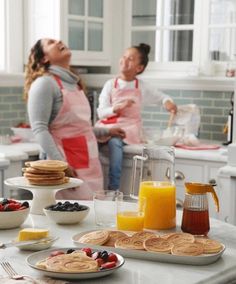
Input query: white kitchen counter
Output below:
<box><xmin>0</xmin><ymin>142</ymin><xmax>41</xmax><ymax>160</ymax></box>
<box><xmin>121</xmin><ymin>143</ymin><xmax>228</xmax><ymax>163</ymax></box>
<box><xmin>0</xmin><ymin>202</ymin><xmax>236</xmax><ymax>284</ymax></box>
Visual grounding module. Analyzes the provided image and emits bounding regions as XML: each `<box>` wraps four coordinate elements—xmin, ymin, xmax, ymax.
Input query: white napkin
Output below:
<box><xmin>0</xmin><ymin>276</ymin><xmax>66</xmax><ymax>284</ymax></box>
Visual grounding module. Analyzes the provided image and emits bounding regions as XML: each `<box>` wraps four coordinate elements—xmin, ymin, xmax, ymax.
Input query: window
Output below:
<box><xmin>0</xmin><ymin>0</ymin><xmax>5</xmax><ymax>71</ymax></box>
<box><xmin>128</xmin><ymin>0</ymin><xmax>236</xmax><ymax>75</ymax></box>
<box><xmin>0</xmin><ymin>0</ymin><xmax>23</xmax><ymax>74</ymax></box>
<box><xmin>68</xmin><ymin>0</ymin><xmax>104</xmax><ymax>52</ymax></box>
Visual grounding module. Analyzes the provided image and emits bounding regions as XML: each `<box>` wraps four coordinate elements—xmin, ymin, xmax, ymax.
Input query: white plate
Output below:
<box><xmin>72</xmin><ymin>230</ymin><xmax>225</xmax><ymax>266</ymax></box>
<box><xmin>4</xmin><ymin>177</ymin><xmax>83</xmax><ymax>190</ymax></box>
<box><xmin>26</xmin><ymin>247</ymin><xmax>125</xmax><ymax>280</ymax></box>
<box><xmin>17</xmin><ymin>236</ymin><xmax>59</xmax><ymax>251</ymax></box>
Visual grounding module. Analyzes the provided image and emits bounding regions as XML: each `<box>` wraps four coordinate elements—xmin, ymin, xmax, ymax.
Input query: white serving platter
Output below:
<box><xmin>72</xmin><ymin>230</ymin><xmax>225</xmax><ymax>266</ymax></box>
<box><xmin>26</xmin><ymin>247</ymin><xmax>125</xmax><ymax>280</ymax></box>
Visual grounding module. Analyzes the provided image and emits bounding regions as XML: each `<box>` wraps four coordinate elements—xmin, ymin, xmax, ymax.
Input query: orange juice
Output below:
<box><xmin>139</xmin><ymin>181</ymin><xmax>176</xmax><ymax>230</ymax></box>
<box><xmin>117</xmin><ymin>211</ymin><xmax>144</xmax><ymax>231</ymax></box>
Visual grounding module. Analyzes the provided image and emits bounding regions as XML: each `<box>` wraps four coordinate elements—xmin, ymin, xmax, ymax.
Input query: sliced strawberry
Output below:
<box><xmin>108</xmin><ymin>253</ymin><xmax>118</xmax><ymax>263</ymax></box>
<box><xmin>101</xmin><ymin>261</ymin><xmax>116</xmax><ymax>270</ymax></box>
<box><xmin>81</xmin><ymin>247</ymin><xmax>92</xmax><ymax>257</ymax></box>
<box><xmin>96</xmin><ymin>258</ymin><xmax>104</xmax><ymax>267</ymax></box>
<box><xmin>50</xmin><ymin>250</ymin><xmax>65</xmax><ymax>257</ymax></box>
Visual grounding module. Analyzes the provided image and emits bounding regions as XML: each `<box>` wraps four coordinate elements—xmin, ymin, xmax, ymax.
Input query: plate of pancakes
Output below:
<box><xmin>4</xmin><ymin>160</ymin><xmax>83</xmax><ymax>189</ymax></box>
<box><xmin>26</xmin><ymin>247</ymin><xmax>125</xmax><ymax>280</ymax></box>
<box><xmin>72</xmin><ymin>230</ymin><xmax>225</xmax><ymax>266</ymax></box>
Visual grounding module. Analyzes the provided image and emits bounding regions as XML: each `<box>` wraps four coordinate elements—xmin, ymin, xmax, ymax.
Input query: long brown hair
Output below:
<box><xmin>24</xmin><ymin>39</ymin><xmax>86</xmax><ymax>100</ymax></box>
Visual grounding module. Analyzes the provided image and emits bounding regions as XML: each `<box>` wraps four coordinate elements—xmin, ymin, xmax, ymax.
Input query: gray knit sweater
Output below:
<box><xmin>27</xmin><ymin>65</ymin><xmax>109</xmax><ymax>160</ymax></box>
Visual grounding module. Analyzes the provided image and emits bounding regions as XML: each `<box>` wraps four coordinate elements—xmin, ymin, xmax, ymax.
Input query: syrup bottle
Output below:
<box><xmin>181</xmin><ymin>183</ymin><xmax>219</xmax><ymax>236</ymax></box>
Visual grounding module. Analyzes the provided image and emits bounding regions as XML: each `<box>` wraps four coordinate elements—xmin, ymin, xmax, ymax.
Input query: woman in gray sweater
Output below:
<box><xmin>24</xmin><ymin>38</ymin><xmax>125</xmax><ymax>199</ymax></box>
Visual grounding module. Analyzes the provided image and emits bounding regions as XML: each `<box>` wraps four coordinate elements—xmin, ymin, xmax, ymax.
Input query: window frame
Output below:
<box><xmin>124</xmin><ymin>0</ymin><xmax>235</xmax><ymax>76</ymax></box>
<box><xmin>0</xmin><ymin>0</ymin><xmax>24</xmax><ymax>74</ymax></box>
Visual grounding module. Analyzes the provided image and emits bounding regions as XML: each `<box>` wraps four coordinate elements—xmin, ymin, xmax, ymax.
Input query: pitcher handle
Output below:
<box><xmin>130</xmin><ymin>155</ymin><xmax>148</xmax><ymax>199</ymax></box>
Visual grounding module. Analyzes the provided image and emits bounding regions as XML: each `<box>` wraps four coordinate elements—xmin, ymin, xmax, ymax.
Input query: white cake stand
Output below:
<box><xmin>4</xmin><ymin>177</ymin><xmax>83</xmax><ymax>215</ymax></box>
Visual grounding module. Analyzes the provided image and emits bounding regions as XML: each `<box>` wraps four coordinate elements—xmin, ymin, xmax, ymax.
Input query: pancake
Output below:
<box><xmin>144</xmin><ymin>237</ymin><xmax>173</xmax><ymax>254</ymax></box>
<box><xmin>103</xmin><ymin>230</ymin><xmax>128</xmax><ymax>247</ymax></box>
<box><xmin>25</xmin><ymin>160</ymin><xmax>68</xmax><ymax>172</ymax></box>
<box><xmin>78</xmin><ymin>230</ymin><xmax>110</xmax><ymax>245</ymax></box>
<box><xmin>24</xmin><ymin>172</ymin><xmax>65</xmax><ymax>179</ymax></box>
<box><xmin>22</xmin><ymin>167</ymin><xmax>65</xmax><ymax>175</ymax></box>
<box><xmin>131</xmin><ymin>231</ymin><xmax>158</xmax><ymax>242</ymax></box>
<box><xmin>26</xmin><ymin>176</ymin><xmax>69</xmax><ymax>186</ymax></box>
<box><xmin>171</xmin><ymin>242</ymin><xmax>204</xmax><ymax>256</ymax></box>
<box><xmin>166</xmin><ymin>232</ymin><xmax>195</xmax><ymax>245</ymax></box>
<box><xmin>39</xmin><ymin>252</ymin><xmax>98</xmax><ymax>273</ymax></box>
<box><xmin>115</xmin><ymin>236</ymin><xmax>144</xmax><ymax>250</ymax></box>
<box><xmin>195</xmin><ymin>238</ymin><xmax>223</xmax><ymax>254</ymax></box>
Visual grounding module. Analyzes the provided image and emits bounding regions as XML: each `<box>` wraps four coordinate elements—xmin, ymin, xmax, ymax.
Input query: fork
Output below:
<box><xmin>0</xmin><ymin>261</ymin><xmax>37</xmax><ymax>282</ymax></box>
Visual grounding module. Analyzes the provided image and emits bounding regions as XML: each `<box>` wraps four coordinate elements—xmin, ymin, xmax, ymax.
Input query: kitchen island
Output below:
<box><xmin>0</xmin><ymin>201</ymin><xmax>236</xmax><ymax>284</ymax></box>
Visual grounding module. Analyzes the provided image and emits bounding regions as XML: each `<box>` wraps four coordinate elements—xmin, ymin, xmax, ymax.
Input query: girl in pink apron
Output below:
<box><xmin>96</xmin><ymin>43</ymin><xmax>177</xmax><ymax>190</ymax></box>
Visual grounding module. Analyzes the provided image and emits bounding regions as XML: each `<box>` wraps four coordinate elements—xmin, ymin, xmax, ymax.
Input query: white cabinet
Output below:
<box><xmin>24</xmin><ymin>0</ymin><xmax>112</xmax><ymax>66</ymax></box>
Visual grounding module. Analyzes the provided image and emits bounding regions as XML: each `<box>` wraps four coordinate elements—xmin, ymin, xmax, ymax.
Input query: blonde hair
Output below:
<box><xmin>24</xmin><ymin>39</ymin><xmax>86</xmax><ymax>100</ymax></box>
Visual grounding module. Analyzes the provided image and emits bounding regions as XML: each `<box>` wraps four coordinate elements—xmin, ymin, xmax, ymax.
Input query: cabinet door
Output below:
<box><xmin>175</xmin><ymin>160</ymin><xmax>204</xmax><ymax>204</ymax></box>
<box><xmin>63</xmin><ymin>0</ymin><xmax>112</xmax><ymax>66</ymax></box>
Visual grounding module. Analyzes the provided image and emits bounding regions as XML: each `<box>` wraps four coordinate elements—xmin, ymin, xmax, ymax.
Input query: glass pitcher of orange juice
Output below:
<box><xmin>130</xmin><ymin>145</ymin><xmax>176</xmax><ymax>230</ymax></box>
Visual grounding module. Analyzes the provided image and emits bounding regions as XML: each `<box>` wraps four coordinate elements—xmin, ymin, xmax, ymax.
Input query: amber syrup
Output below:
<box><xmin>181</xmin><ymin>208</ymin><xmax>210</xmax><ymax>236</ymax></box>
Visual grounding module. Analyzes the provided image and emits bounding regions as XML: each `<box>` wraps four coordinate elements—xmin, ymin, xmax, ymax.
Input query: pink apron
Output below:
<box><xmin>50</xmin><ymin>76</ymin><xmax>103</xmax><ymax>200</ymax></box>
<box><xmin>95</xmin><ymin>78</ymin><xmax>142</xmax><ymax>144</ymax></box>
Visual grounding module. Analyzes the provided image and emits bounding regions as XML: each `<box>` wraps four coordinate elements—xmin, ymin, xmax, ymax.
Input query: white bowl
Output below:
<box><xmin>0</xmin><ymin>207</ymin><xmax>30</xmax><ymax>229</ymax></box>
<box><xmin>11</xmin><ymin>127</ymin><xmax>35</xmax><ymax>142</ymax></box>
<box><xmin>43</xmin><ymin>206</ymin><xmax>90</xmax><ymax>225</ymax></box>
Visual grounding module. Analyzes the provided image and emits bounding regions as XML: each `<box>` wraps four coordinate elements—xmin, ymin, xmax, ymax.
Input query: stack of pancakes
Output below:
<box><xmin>77</xmin><ymin>230</ymin><xmax>223</xmax><ymax>256</ymax></box>
<box><xmin>23</xmin><ymin>160</ymin><xmax>69</xmax><ymax>186</ymax></box>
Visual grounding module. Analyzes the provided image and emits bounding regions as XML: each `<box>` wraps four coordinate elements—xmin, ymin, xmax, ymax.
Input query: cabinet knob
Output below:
<box><xmin>209</xmin><ymin>178</ymin><xmax>217</xmax><ymax>186</ymax></box>
<box><xmin>175</xmin><ymin>171</ymin><xmax>185</xmax><ymax>181</ymax></box>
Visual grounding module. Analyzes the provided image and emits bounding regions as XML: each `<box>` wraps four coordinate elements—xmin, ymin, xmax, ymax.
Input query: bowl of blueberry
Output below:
<box><xmin>43</xmin><ymin>201</ymin><xmax>90</xmax><ymax>225</ymax></box>
<box><xmin>0</xmin><ymin>198</ymin><xmax>30</xmax><ymax>229</ymax></box>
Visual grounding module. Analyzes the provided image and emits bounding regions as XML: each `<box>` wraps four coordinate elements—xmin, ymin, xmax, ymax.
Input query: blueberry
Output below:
<box><xmin>67</xmin><ymin>249</ymin><xmax>75</xmax><ymax>254</ymax></box>
<box><xmin>21</xmin><ymin>201</ymin><xmax>29</xmax><ymax>208</ymax></box>
<box><xmin>1</xmin><ymin>199</ymin><xmax>9</xmax><ymax>205</ymax></box>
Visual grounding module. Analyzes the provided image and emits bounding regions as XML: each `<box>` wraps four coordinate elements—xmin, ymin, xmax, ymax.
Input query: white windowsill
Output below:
<box><xmin>0</xmin><ymin>73</ymin><xmax>24</xmax><ymax>87</ymax></box>
<box><xmin>0</xmin><ymin>73</ymin><xmax>234</xmax><ymax>91</ymax></box>
<box><xmin>80</xmin><ymin>73</ymin><xmax>235</xmax><ymax>91</ymax></box>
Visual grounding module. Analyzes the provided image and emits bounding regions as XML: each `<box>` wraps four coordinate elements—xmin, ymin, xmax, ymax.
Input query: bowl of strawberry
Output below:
<box><xmin>0</xmin><ymin>198</ymin><xmax>30</xmax><ymax>229</ymax></box>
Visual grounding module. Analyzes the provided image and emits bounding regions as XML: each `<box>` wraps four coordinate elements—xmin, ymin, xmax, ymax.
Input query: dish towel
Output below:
<box><xmin>0</xmin><ymin>276</ymin><xmax>67</xmax><ymax>284</ymax></box>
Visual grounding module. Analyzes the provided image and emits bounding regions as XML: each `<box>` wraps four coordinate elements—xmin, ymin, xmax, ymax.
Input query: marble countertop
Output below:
<box><xmin>122</xmin><ymin>142</ymin><xmax>228</xmax><ymax>163</ymax></box>
<box><xmin>0</xmin><ymin>201</ymin><xmax>236</xmax><ymax>284</ymax></box>
<box><xmin>0</xmin><ymin>141</ymin><xmax>228</xmax><ymax>163</ymax></box>
<box><xmin>0</xmin><ymin>143</ymin><xmax>41</xmax><ymax>160</ymax></box>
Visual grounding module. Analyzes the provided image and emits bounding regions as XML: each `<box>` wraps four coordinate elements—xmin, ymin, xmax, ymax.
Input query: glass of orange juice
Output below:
<box><xmin>116</xmin><ymin>195</ymin><xmax>146</xmax><ymax>231</ymax></box>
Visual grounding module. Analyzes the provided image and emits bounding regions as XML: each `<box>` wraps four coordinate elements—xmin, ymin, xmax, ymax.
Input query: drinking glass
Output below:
<box><xmin>93</xmin><ymin>190</ymin><xmax>123</xmax><ymax>227</ymax></box>
<box><xmin>116</xmin><ymin>195</ymin><xmax>146</xmax><ymax>231</ymax></box>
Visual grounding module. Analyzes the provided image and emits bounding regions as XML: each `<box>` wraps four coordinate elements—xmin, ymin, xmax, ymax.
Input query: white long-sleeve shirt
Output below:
<box><xmin>97</xmin><ymin>78</ymin><xmax>173</xmax><ymax>119</ymax></box>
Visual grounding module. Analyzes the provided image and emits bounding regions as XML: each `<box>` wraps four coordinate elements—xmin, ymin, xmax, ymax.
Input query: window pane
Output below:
<box><xmin>88</xmin><ymin>0</ymin><xmax>103</xmax><ymax>17</ymax></box>
<box><xmin>0</xmin><ymin>0</ymin><xmax>5</xmax><ymax>71</ymax></box>
<box><xmin>131</xmin><ymin>31</ymin><xmax>155</xmax><ymax>61</ymax></box>
<box><xmin>88</xmin><ymin>22</ymin><xmax>103</xmax><ymax>51</ymax></box>
<box><xmin>132</xmin><ymin>0</ymin><xmax>157</xmax><ymax>26</ymax></box>
<box><xmin>164</xmin><ymin>0</ymin><xmax>195</xmax><ymax>25</ymax></box>
<box><xmin>210</xmin><ymin>0</ymin><xmax>236</xmax><ymax>24</ymax></box>
<box><xmin>163</xmin><ymin>30</ymin><xmax>193</xmax><ymax>61</ymax></box>
<box><xmin>209</xmin><ymin>28</ymin><xmax>236</xmax><ymax>61</ymax></box>
<box><xmin>68</xmin><ymin>20</ymin><xmax>85</xmax><ymax>50</ymax></box>
<box><xmin>68</xmin><ymin>0</ymin><xmax>85</xmax><ymax>16</ymax></box>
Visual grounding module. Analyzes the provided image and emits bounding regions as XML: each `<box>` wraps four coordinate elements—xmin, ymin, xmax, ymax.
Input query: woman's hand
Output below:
<box><xmin>164</xmin><ymin>100</ymin><xmax>177</xmax><ymax>114</ymax></box>
<box><xmin>113</xmin><ymin>99</ymin><xmax>135</xmax><ymax>114</ymax></box>
<box><xmin>109</xmin><ymin>127</ymin><xmax>126</xmax><ymax>139</ymax></box>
